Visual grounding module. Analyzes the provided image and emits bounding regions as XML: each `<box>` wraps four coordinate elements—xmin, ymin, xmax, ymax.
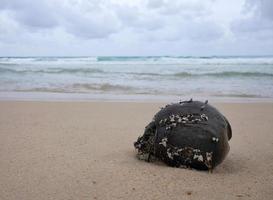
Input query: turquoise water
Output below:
<box><xmin>0</xmin><ymin>56</ymin><xmax>273</xmax><ymax>100</ymax></box>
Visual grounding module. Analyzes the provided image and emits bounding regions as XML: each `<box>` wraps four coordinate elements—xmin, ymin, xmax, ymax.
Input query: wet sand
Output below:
<box><xmin>0</xmin><ymin>101</ymin><xmax>273</xmax><ymax>200</ymax></box>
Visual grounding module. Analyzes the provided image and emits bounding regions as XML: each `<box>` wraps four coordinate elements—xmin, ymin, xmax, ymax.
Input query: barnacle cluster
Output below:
<box><xmin>158</xmin><ymin>137</ymin><xmax>213</xmax><ymax>169</ymax></box>
<box><xmin>159</xmin><ymin>113</ymin><xmax>209</xmax><ymax>130</ymax></box>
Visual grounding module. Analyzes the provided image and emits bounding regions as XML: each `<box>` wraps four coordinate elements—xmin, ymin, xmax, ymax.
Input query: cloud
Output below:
<box><xmin>114</xmin><ymin>0</ymin><xmax>223</xmax><ymax>42</ymax></box>
<box><xmin>0</xmin><ymin>0</ymin><xmax>272</xmax><ymax>56</ymax></box>
<box><xmin>0</xmin><ymin>0</ymin><xmax>58</xmax><ymax>29</ymax></box>
<box><xmin>0</xmin><ymin>0</ymin><xmax>223</xmax><ymax>41</ymax></box>
<box><xmin>115</xmin><ymin>4</ymin><xmax>165</xmax><ymax>31</ymax></box>
<box><xmin>141</xmin><ymin>19</ymin><xmax>224</xmax><ymax>43</ymax></box>
<box><xmin>231</xmin><ymin>0</ymin><xmax>273</xmax><ymax>39</ymax></box>
<box><xmin>245</xmin><ymin>0</ymin><xmax>273</xmax><ymax>20</ymax></box>
<box><xmin>0</xmin><ymin>11</ymin><xmax>17</xmax><ymax>35</ymax></box>
<box><xmin>58</xmin><ymin>1</ymin><xmax>121</xmax><ymax>39</ymax></box>
<box><xmin>0</xmin><ymin>0</ymin><xmax>121</xmax><ymax>39</ymax></box>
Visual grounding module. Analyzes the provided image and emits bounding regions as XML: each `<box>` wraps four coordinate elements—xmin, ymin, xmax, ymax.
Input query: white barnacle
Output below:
<box><xmin>194</xmin><ymin>118</ymin><xmax>201</xmax><ymax>123</ymax></box>
<box><xmin>167</xmin><ymin>152</ymin><xmax>173</xmax><ymax>159</ymax></box>
<box><xmin>201</xmin><ymin>114</ymin><xmax>208</xmax><ymax>121</ymax></box>
<box><xmin>167</xmin><ymin>148</ymin><xmax>173</xmax><ymax>159</ymax></box>
<box><xmin>193</xmin><ymin>149</ymin><xmax>201</xmax><ymax>153</ymax></box>
<box><xmin>182</xmin><ymin>117</ymin><xmax>188</xmax><ymax>121</ymax></box>
<box><xmin>170</xmin><ymin>115</ymin><xmax>175</xmax><ymax>122</ymax></box>
<box><xmin>159</xmin><ymin>137</ymin><xmax>168</xmax><ymax>147</ymax></box>
<box><xmin>177</xmin><ymin>118</ymin><xmax>182</xmax><ymax>123</ymax></box>
<box><xmin>173</xmin><ymin>151</ymin><xmax>179</xmax><ymax>156</ymax></box>
<box><xmin>206</xmin><ymin>152</ymin><xmax>213</xmax><ymax>162</ymax></box>
<box><xmin>193</xmin><ymin>154</ymin><xmax>204</xmax><ymax>162</ymax></box>
<box><xmin>212</xmin><ymin>137</ymin><xmax>219</xmax><ymax>143</ymax></box>
<box><xmin>177</xmin><ymin>148</ymin><xmax>184</xmax><ymax>153</ymax></box>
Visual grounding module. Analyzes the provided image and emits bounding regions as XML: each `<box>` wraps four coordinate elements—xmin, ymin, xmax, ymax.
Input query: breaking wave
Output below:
<box><xmin>2</xmin><ymin>56</ymin><xmax>273</xmax><ymax>65</ymax></box>
<box><xmin>1</xmin><ymin>66</ymin><xmax>273</xmax><ymax>78</ymax></box>
<box><xmin>0</xmin><ymin>67</ymin><xmax>104</xmax><ymax>74</ymax></box>
<box><xmin>71</xmin><ymin>83</ymin><xmax>134</xmax><ymax>92</ymax></box>
<box><xmin>14</xmin><ymin>83</ymin><xmax>136</xmax><ymax>93</ymax></box>
<box><xmin>96</xmin><ymin>56</ymin><xmax>273</xmax><ymax>65</ymax></box>
<box><xmin>173</xmin><ymin>71</ymin><xmax>273</xmax><ymax>78</ymax></box>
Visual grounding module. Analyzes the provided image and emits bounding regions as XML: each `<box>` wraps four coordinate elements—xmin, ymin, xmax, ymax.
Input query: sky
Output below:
<box><xmin>0</xmin><ymin>0</ymin><xmax>273</xmax><ymax>56</ymax></box>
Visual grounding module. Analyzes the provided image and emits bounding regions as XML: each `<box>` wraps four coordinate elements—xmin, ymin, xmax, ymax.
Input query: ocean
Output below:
<box><xmin>0</xmin><ymin>56</ymin><xmax>273</xmax><ymax>101</ymax></box>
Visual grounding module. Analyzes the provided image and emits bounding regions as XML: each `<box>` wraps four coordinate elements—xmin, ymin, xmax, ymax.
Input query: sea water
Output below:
<box><xmin>0</xmin><ymin>56</ymin><xmax>273</xmax><ymax>101</ymax></box>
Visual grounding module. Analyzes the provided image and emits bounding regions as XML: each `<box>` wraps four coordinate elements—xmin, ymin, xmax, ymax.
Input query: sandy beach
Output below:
<box><xmin>0</xmin><ymin>101</ymin><xmax>273</xmax><ymax>200</ymax></box>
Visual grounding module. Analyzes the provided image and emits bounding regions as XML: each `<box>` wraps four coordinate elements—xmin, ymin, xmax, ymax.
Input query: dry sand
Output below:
<box><xmin>0</xmin><ymin>101</ymin><xmax>273</xmax><ymax>200</ymax></box>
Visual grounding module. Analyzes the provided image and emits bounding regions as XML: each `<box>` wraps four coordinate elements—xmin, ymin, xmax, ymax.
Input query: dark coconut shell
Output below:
<box><xmin>134</xmin><ymin>100</ymin><xmax>232</xmax><ymax>171</ymax></box>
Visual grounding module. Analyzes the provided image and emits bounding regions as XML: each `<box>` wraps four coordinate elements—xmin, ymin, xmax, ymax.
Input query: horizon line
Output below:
<box><xmin>1</xmin><ymin>55</ymin><xmax>273</xmax><ymax>58</ymax></box>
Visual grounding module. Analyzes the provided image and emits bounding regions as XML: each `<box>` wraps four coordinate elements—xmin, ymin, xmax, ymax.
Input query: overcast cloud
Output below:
<box><xmin>0</xmin><ymin>0</ymin><xmax>272</xmax><ymax>56</ymax></box>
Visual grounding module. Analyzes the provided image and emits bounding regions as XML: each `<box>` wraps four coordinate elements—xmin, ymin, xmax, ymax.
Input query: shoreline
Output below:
<box><xmin>1</xmin><ymin>91</ymin><xmax>273</xmax><ymax>103</ymax></box>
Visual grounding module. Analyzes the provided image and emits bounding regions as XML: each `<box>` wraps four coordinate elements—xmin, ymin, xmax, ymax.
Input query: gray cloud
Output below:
<box><xmin>0</xmin><ymin>0</ymin><xmax>222</xmax><ymax>41</ymax></box>
<box><xmin>0</xmin><ymin>0</ymin><xmax>120</xmax><ymax>39</ymax></box>
<box><xmin>114</xmin><ymin>0</ymin><xmax>222</xmax><ymax>42</ymax></box>
<box><xmin>0</xmin><ymin>0</ymin><xmax>272</xmax><ymax>56</ymax></box>
<box><xmin>231</xmin><ymin>0</ymin><xmax>273</xmax><ymax>39</ymax></box>
<box><xmin>58</xmin><ymin>1</ymin><xmax>121</xmax><ymax>39</ymax></box>
<box><xmin>115</xmin><ymin>4</ymin><xmax>165</xmax><ymax>31</ymax></box>
<box><xmin>245</xmin><ymin>0</ymin><xmax>273</xmax><ymax>20</ymax></box>
<box><xmin>141</xmin><ymin>19</ymin><xmax>224</xmax><ymax>42</ymax></box>
<box><xmin>0</xmin><ymin>0</ymin><xmax>58</xmax><ymax>29</ymax></box>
